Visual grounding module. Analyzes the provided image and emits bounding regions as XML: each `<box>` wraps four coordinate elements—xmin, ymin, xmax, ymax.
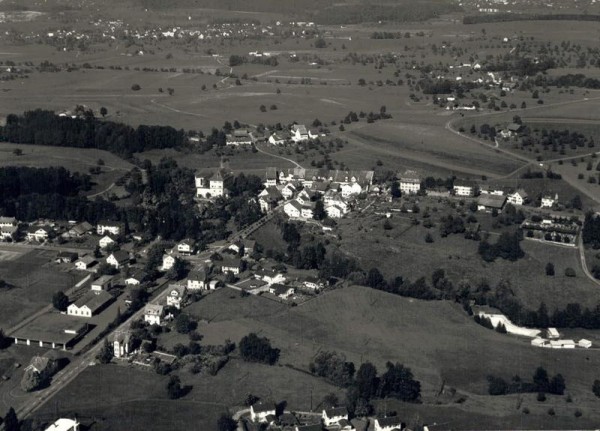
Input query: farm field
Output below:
<box><xmin>0</xmin><ymin>248</ymin><xmax>77</xmax><ymax>329</ymax></box>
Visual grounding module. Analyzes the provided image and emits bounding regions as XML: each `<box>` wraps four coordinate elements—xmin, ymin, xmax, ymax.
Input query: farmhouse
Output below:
<box><xmin>144</xmin><ymin>304</ymin><xmax>164</xmax><ymax>325</ymax></box>
<box><xmin>0</xmin><ymin>216</ymin><xmax>17</xmax><ymax>227</ymax></box>
<box><xmin>55</xmin><ymin>251</ymin><xmax>78</xmax><ymax>264</ymax></box>
<box><xmin>0</xmin><ymin>225</ymin><xmax>18</xmax><ymax>241</ymax></box>
<box><xmin>67</xmin><ymin>291</ymin><xmax>113</xmax><ymax>318</ymax></box>
<box><xmin>284</xmin><ymin>201</ymin><xmax>302</xmax><ymax>219</ymax></box>
<box><xmin>99</xmin><ymin>235</ymin><xmax>116</xmax><ymax>249</ymax></box>
<box><xmin>322</xmin><ymin>407</ymin><xmax>349</xmax><ymax>426</ymax></box>
<box><xmin>26</xmin><ymin>225</ymin><xmax>53</xmax><ymax>242</ymax></box>
<box><xmin>177</xmin><ymin>239</ymin><xmax>196</xmax><ymax>255</ymax></box>
<box><xmin>477</xmin><ymin>194</ymin><xmax>506</xmax><ymax>212</ymax></box>
<box><xmin>166</xmin><ymin>284</ymin><xmax>187</xmax><ymax>309</ymax></box>
<box><xmin>226</xmin><ymin>129</ymin><xmax>253</xmax><ymax>146</ymax></box>
<box><xmin>303</xmin><ymin>277</ymin><xmax>324</xmax><ymax>290</ymax></box>
<box><xmin>188</xmin><ymin>266</ymin><xmax>210</xmax><ymax>290</ymax></box>
<box><xmin>91</xmin><ymin>275</ymin><xmax>113</xmax><ymax>292</ymax></box>
<box><xmin>110</xmin><ymin>330</ymin><xmax>133</xmax><ymax>358</ymax></box>
<box><xmin>507</xmin><ymin>189</ymin><xmax>528</xmax><ymax>206</ymax></box>
<box><xmin>399</xmin><ymin>171</ymin><xmax>421</xmax><ymax>194</ymax></box>
<box><xmin>68</xmin><ymin>221</ymin><xmax>93</xmax><ymax>237</ymax></box>
<box><xmin>106</xmin><ymin>250</ymin><xmax>130</xmax><ymax>269</ymax></box>
<box><xmin>265</xmin><ymin>167</ymin><xmax>278</xmax><ymax>187</ymax></box>
<box><xmin>453</xmin><ymin>180</ymin><xmax>477</xmax><ymax>197</ymax></box>
<box><xmin>374</xmin><ymin>417</ymin><xmax>404</xmax><ymax>431</ymax></box>
<box><xmin>44</xmin><ymin>418</ymin><xmax>80</xmax><ymax>431</ymax></box>
<box><xmin>540</xmin><ymin>193</ymin><xmax>557</xmax><ymax>208</ymax></box>
<box><xmin>96</xmin><ymin>222</ymin><xmax>121</xmax><ymax>236</ymax></box>
<box><xmin>195</xmin><ymin>170</ymin><xmax>225</xmax><ymax>198</ymax></box>
<box><xmin>75</xmin><ymin>255</ymin><xmax>96</xmax><ymax>271</ymax></box>
<box><xmin>291</xmin><ymin>124</ymin><xmax>309</xmax><ymax>142</ymax></box>
<box><xmin>250</xmin><ymin>401</ymin><xmax>276</xmax><ymax>422</ymax></box>
<box><xmin>219</xmin><ymin>256</ymin><xmax>243</xmax><ymax>275</ymax></box>
<box><xmin>268</xmin><ymin>131</ymin><xmax>290</xmax><ymax>145</ymax></box>
<box><xmin>269</xmin><ymin>283</ymin><xmax>295</xmax><ymax>299</ymax></box>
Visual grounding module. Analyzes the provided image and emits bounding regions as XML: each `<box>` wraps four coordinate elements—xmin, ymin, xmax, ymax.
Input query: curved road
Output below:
<box><xmin>254</xmin><ymin>144</ymin><xmax>302</xmax><ymax>169</ymax></box>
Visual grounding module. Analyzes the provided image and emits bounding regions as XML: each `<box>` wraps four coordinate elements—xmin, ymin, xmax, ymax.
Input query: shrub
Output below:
<box><xmin>564</xmin><ymin>267</ymin><xmax>576</xmax><ymax>277</ymax></box>
<box><xmin>131</xmin><ymin>83</ymin><xmax>141</xmax><ymax>91</ymax></box>
<box><xmin>537</xmin><ymin>392</ymin><xmax>546</xmax><ymax>402</ymax></box>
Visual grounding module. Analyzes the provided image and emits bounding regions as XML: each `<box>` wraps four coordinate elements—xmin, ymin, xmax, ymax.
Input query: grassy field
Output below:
<box><xmin>0</xmin><ymin>248</ymin><xmax>77</xmax><ymax>329</ymax></box>
<box><xmin>0</xmin><ymin>143</ymin><xmax>133</xmax><ymax>197</ymax></box>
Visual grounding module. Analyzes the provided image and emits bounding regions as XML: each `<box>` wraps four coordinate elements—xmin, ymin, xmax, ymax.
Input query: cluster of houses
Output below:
<box><xmin>246</xmin><ymin>401</ymin><xmax>407</xmax><ymax>431</ymax></box>
<box><xmin>257</xmin><ymin>167</ymin><xmax>374</xmax><ymax>220</ymax></box>
<box><xmin>531</xmin><ymin>328</ymin><xmax>592</xmax><ymax>350</ymax></box>
<box><xmin>521</xmin><ymin>217</ymin><xmax>579</xmax><ymax>245</ymax></box>
<box><xmin>223</xmin><ymin>124</ymin><xmax>325</xmax><ymax>148</ymax></box>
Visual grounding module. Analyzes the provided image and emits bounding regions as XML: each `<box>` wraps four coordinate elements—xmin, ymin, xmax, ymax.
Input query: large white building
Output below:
<box><xmin>195</xmin><ymin>171</ymin><xmax>225</xmax><ymax>198</ymax></box>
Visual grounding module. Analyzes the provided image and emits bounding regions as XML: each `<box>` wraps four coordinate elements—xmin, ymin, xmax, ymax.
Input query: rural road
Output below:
<box><xmin>578</xmin><ymin>234</ymin><xmax>600</xmax><ymax>287</ymax></box>
<box><xmin>254</xmin><ymin>144</ymin><xmax>302</xmax><ymax>169</ymax></box>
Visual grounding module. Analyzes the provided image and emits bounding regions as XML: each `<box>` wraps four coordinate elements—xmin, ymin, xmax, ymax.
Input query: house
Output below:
<box><xmin>96</xmin><ymin>223</ymin><xmax>121</xmax><ymax>236</ymax></box>
<box><xmin>44</xmin><ymin>418</ymin><xmax>80</xmax><ymax>431</ymax></box>
<box><xmin>507</xmin><ymin>189</ymin><xmax>528</xmax><ymax>206</ymax></box>
<box><xmin>55</xmin><ymin>251</ymin><xmax>78</xmax><ymax>264</ymax></box>
<box><xmin>338</xmin><ymin>419</ymin><xmax>356</xmax><ymax>431</ymax></box>
<box><xmin>281</xmin><ymin>183</ymin><xmax>297</xmax><ymax>200</ymax></box>
<box><xmin>303</xmin><ymin>277</ymin><xmax>324</xmax><ymax>290</ymax></box>
<box><xmin>177</xmin><ymin>239</ymin><xmax>196</xmax><ymax>255</ymax></box>
<box><xmin>541</xmin><ymin>193</ymin><xmax>557</xmax><ymax>208</ymax></box>
<box><xmin>99</xmin><ymin>235</ymin><xmax>116</xmax><ymax>249</ymax></box>
<box><xmin>506</xmin><ymin>122</ymin><xmax>523</xmax><ymax>136</ymax></box>
<box><xmin>226</xmin><ymin>129</ymin><xmax>253</xmax><ymax>146</ymax></box>
<box><xmin>188</xmin><ymin>267</ymin><xmax>210</xmax><ymax>290</ymax></box>
<box><xmin>297</xmin><ymin>189</ymin><xmax>316</xmax><ymax>205</ymax></box>
<box><xmin>265</xmin><ymin>167</ymin><xmax>278</xmax><ymax>187</ymax></box>
<box><xmin>308</xmin><ymin>128</ymin><xmax>320</xmax><ymax>140</ymax></box>
<box><xmin>547</xmin><ymin>328</ymin><xmax>560</xmax><ymax>339</ymax></box>
<box><xmin>68</xmin><ymin>221</ymin><xmax>93</xmax><ymax>237</ymax></box>
<box><xmin>284</xmin><ymin>201</ymin><xmax>303</xmax><ymax>219</ymax></box>
<box><xmin>322</xmin><ymin>407</ymin><xmax>349</xmax><ymax>426</ymax></box>
<box><xmin>479</xmin><ymin>185</ymin><xmax>505</xmax><ymax>196</ymax></box>
<box><xmin>399</xmin><ymin>171</ymin><xmax>421</xmax><ymax>194</ymax></box>
<box><xmin>75</xmin><ymin>255</ymin><xmax>96</xmax><ymax>271</ymax></box>
<box><xmin>195</xmin><ymin>170</ymin><xmax>225</xmax><ymax>198</ymax></box>
<box><xmin>91</xmin><ymin>275</ymin><xmax>113</xmax><ymax>292</ymax></box>
<box><xmin>110</xmin><ymin>330</ymin><xmax>133</xmax><ymax>358</ymax></box>
<box><xmin>301</xmin><ymin>204</ymin><xmax>314</xmax><ymax>219</ymax></box>
<box><xmin>67</xmin><ymin>291</ymin><xmax>113</xmax><ymax>318</ymax></box>
<box><xmin>326</xmin><ymin>205</ymin><xmax>344</xmax><ymax>219</ymax></box>
<box><xmin>453</xmin><ymin>180</ymin><xmax>477</xmax><ymax>197</ymax></box>
<box><xmin>162</xmin><ymin>253</ymin><xmax>177</xmax><ymax>271</ymax></box>
<box><xmin>255</xmin><ymin>270</ymin><xmax>286</xmax><ymax>285</ymax></box>
<box><xmin>0</xmin><ymin>216</ymin><xmax>17</xmax><ymax>228</ymax></box>
<box><xmin>291</xmin><ymin>124</ymin><xmax>309</xmax><ymax>142</ymax></box>
<box><xmin>166</xmin><ymin>284</ymin><xmax>187</xmax><ymax>309</ymax></box>
<box><xmin>219</xmin><ymin>257</ymin><xmax>243</xmax><ymax>275</ymax></box>
<box><xmin>340</xmin><ymin>182</ymin><xmax>362</xmax><ymax>198</ymax></box>
<box><xmin>26</xmin><ymin>225</ymin><xmax>52</xmax><ymax>242</ymax></box>
<box><xmin>269</xmin><ymin>283</ymin><xmax>294</xmax><ymax>299</ymax></box>
<box><xmin>106</xmin><ymin>250</ymin><xmax>130</xmax><ymax>269</ymax></box>
<box><xmin>144</xmin><ymin>304</ymin><xmax>164</xmax><ymax>325</ymax></box>
<box><xmin>579</xmin><ymin>339</ymin><xmax>592</xmax><ymax>348</ymax></box>
<box><xmin>295</xmin><ymin>425</ymin><xmax>323</xmax><ymax>431</ymax></box>
<box><xmin>258</xmin><ymin>186</ymin><xmax>284</xmax><ymax>212</ymax></box>
<box><xmin>250</xmin><ymin>401</ymin><xmax>276</xmax><ymax>422</ymax></box>
<box><xmin>125</xmin><ymin>269</ymin><xmax>146</xmax><ymax>286</ymax></box>
<box><xmin>374</xmin><ymin>417</ymin><xmax>404</xmax><ymax>431</ymax></box>
<box><xmin>477</xmin><ymin>195</ymin><xmax>506</xmax><ymax>212</ymax></box>
<box><xmin>0</xmin><ymin>225</ymin><xmax>18</xmax><ymax>241</ymax></box>
<box><xmin>268</xmin><ymin>132</ymin><xmax>289</xmax><ymax>145</ymax></box>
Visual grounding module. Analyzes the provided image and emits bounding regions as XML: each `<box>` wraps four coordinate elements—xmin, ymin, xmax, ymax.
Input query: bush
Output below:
<box><xmin>564</xmin><ymin>267</ymin><xmax>576</xmax><ymax>277</ymax></box>
<box><xmin>238</xmin><ymin>333</ymin><xmax>280</xmax><ymax>365</ymax></box>
<box><xmin>522</xmin><ymin>407</ymin><xmax>530</xmax><ymax>414</ymax></box>
<box><xmin>131</xmin><ymin>84</ymin><xmax>141</xmax><ymax>91</ymax></box>
<box><xmin>548</xmin><ymin>408</ymin><xmax>555</xmax><ymax>416</ymax></box>
<box><xmin>575</xmin><ymin>410</ymin><xmax>582</xmax><ymax>417</ymax></box>
<box><xmin>537</xmin><ymin>392</ymin><xmax>546</xmax><ymax>402</ymax></box>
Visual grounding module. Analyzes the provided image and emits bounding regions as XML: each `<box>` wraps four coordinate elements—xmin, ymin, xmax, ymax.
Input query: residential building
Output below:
<box><xmin>144</xmin><ymin>304</ymin><xmax>164</xmax><ymax>325</ymax></box>
<box><xmin>26</xmin><ymin>225</ymin><xmax>52</xmax><ymax>242</ymax></box>
<box><xmin>96</xmin><ymin>223</ymin><xmax>121</xmax><ymax>236</ymax></box>
<box><xmin>125</xmin><ymin>270</ymin><xmax>146</xmax><ymax>286</ymax></box>
<box><xmin>0</xmin><ymin>216</ymin><xmax>17</xmax><ymax>228</ymax></box>
<box><xmin>399</xmin><ymin>174</ymin><xmax>421</xmax><ymax>195</ymax></box>
<box><xmin>68</xmin><ymin>221</ymin><xmax>93</xmax><ymax>237</ymax></box>
<box><xmin>268</xmin><ymin>132</ymin><xmax>289</xmax><ymax>145</ymax></box>
<box><xmin>91</xmin><ymin>275</ymin><xmax>113</xmax><ymax>292</ymax></box>
<box><xmin>340</xmin><ymin>182</ymin><xmax>362</xmax><ymax>198</ymax></box>
<box><xmin>326</xmin><ymin>205</ymin><xmax>343</xmax><ymax>219</ymax></box>
<box><xmin>291</xmin><ymin>124</ymin><xmax>309</xmax><ymax>142</ymax></box>
<box><xmin>195</xmin><ymin>171</ymin><xmax>225</xmax><ymax>198</ymax></box>
<box><xmin>166</xmin><ymin>284</ymin><xmax>187</xmax><ymax>309</ymax></box>
<box><xmin>297</xmin><ymin>189</ymin><xmax>316</xmax><ymax>205</ymax></box>
<box><xmin>258</xmin><ymin>186</ymin><xmax>283</xmax><ymax>213</ymax></box>
<box><xmin>219</xmin><ymin>256</ymin><xmax>243</xmax><ymax>275</ymax></box>
<box><xmin>99</xmin><ymin>235</ymin><xmax>116</xmax><ymax>249</ymax></box>
<box><xmin>301</xmin><ymin>204</ymin><xmax>314</xmax><ymax>219</ymax></box>
<box><xmin>188</xmin><ymin>267</ymin><xmax>209</xmax><ymax>290</ymax></box>
<box><xmin>226</xmin><ymin>129</ymin><xmax>253</xmax><ymax>146</ymax></box>
<box><xmin>284</xmin><ymin>201</ymin><xmax>302</xmax><ymax>218</ymax></box>
<box><xmin>269</xmin><ymin>284</ymin><xmax>294</xmax><ymax>299</ymax></box>
<box><xmin>479</xmin><ymin>185</ymin><xmax>505</xmax><ymax>196</ymax></box>
<box><xmin>106</xmin><ymin>250</ymin><xmax>130</xmax><ymax>269</ymax></box>
<box><xmin>55</xmin><ymin>251</ymin><xmax>78</xmax><ymax>264</ymax></box>
<box><xmin>453</xmin><ymin>180</ymin><xmax>477</xmax><ymax>197</ymax></box>
<box><xmin>250</xmin><ymin>401</ymin><xmax>276</xmax><ymax>422</ymax></box>
<box><xmin>303</xmin><ymin>277</ymin><xmax>324</xmax><ymax>290</ymax></box>
<box><xmin>374</xmin><ymin>417</ymin><xmax>404</xmax><ymax>431</ymax></box>
<box><xmin>322</xmin><ymin>407</ymin><xmax>349</xmax><ymax>426</ymax></box>
<box><xmin>177</xmin><ymin>239</ymin><xmax>196</xmax><ymax>255</ymax></box>
<box><xmin>255</xmin><ymin>270</ymin><xmax>286</xmax><ymax>285</ymax></box>
<box><xmin>0</xmin><ymin>225</ymin><xmax>18</xmax><ymax>241</ymax></box>
<box><xmin>541</xmin><ymin>193</ymin><xmax>557</xmax><ymax>208</ymax></box>
<box><xmin>162</xmin><ymin>253</ymin><xmax>177</xmax><ymax>271</ymax></box>
<box><xmin>265</xmin><ymin>167</ymin><xmax>278</xmax><ymax>187</ymax></box>
<box><xmin>75</xmin><ymin>255</ymin><xmax>96</xmax><ymax>271</ymax></box>
<box><xmin>308</xmin><ymin>128</ymin><xmax>320</xmax><ymax>140</ymax></box>
<box><xmin>110</xmin><ymin>330</ymin><xmax>133</xmax><ymax>358</ymax></box>
<box><xmin>281</xmin><ymin>183</ymin><xmax>297</xmax><ymax>200</ymax></box>
<box><xmin>295</xmin><ymin>425</ymin><xmax>323</xmax><ymax>431</ymax></box>
<box><xmin>44</xmin><ymin>418</ymin><xmax>80</xmax><ymax>431</ymax></box>
<box><xmin>67</xmin><ymin>291</ymin><xmax>113</xmax><ymax>318</ymax></box>
<box><xmin>507</xmin><ymin>189</ymin><xmax>528</xmax><ymax>206</ymax></box>
<box><xmin>477</xmin><ymin>195</ymin><xmax>507</xmax><ymax>212</ymax></box>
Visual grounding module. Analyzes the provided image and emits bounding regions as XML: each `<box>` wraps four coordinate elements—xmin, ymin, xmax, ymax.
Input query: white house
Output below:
<box><xmin>270</xmin><ymin>283</ymin><xmax>295</xmax><ymax>299</ymax></box>
<box><xmin>507</xmin><ymin>189</ymin><xmax>528</xmax><ymax>206</ymax></box>
<box><xmin>166</xmin><ymin>284</ymin><xmax>187</xmax><ymax>309</ymax></box>
<box><xmin>399</xmin><ymin>177</ymin><xmax>421</xmax><ymax>195</ymax></box>
<box><xmin>255</xmin><ymin>270</ymin><xmax>286</xmax><ymax>285</ymax></box>
<box><xmin>177</xmin><ymin>239</ymin><xmax>195</xmax><ymax>255</ymax></box>
<box><xmin>0</xmin><ymin>216</ymin><xmax>16</xmax><ymax>228</ymax></box>
<box><xmin>303</xmin><ymin>277</ymin><xmax>324</xmax><ymax>290</ymax></box>
<box><xmin>67</xmin><ymin>291</ymin><xmax>113</xmax><ymax>318</ymax></box>
<box><xmin>250</xmin><ymin>401</ymin><xmax>276</xmax><ymax>422</ymax></box>
<box><xmin>281</xmin><ymin>183</ymin><xmax>297</xmax><ymax>200</ymax></box>
<box><xmin>453</xmin><ymin>180</ymin><xmax>477</xmax><ymax>197</ymax></box>
<box><xmin>291</xmin><ymin>124</ymin><xmax>309</xmax><ymax>142</ymax></box>
<box><xmin>161</xmin><ymin>254</ymin><xmax>177</xmax><ymax>271</ymax></box>
<box><xmin>226</xmin><ymin>129</ymin><xmax>253</xmax><ymax>146</ymax></box>
<box><xmin>99</xmin><ymin>235</ymin><xmax>116</xmax><ymax>249</ymax></box>
<box><xmin>44</xmin><ymin>418</ymin><xmax>80</xmax><ymax>431</ymax></box>
<box><xmin>301</xmin><ymin>205</ymin><xmax>314</xmax><ymax>219</ymax></box>
<box><xmin>110</xmin><ymin>330</ymin><xmax>133</xmax><ymax>358</ymax></box>
<box><xmin>125</xmin><ymin>271</ymin><xmax>146</xmax><ymax>286</ymax></box>
<box><xmin>284</xmin><ymin>201</ymin><xmax>302</xmax><ymax>219</ymax></box>
<box><xmin>374</xmin><ymin>417</ymin><xmax>404</xmax><ymax>431</ymax></box>
<box><xmin>26</xmin><ymin>226</ymin><xmax>52</xmax><ymax>242</ymax></box>
<box><xmin>106</xmin><ymin>250</ymin><xmax>130</xmax><ymax>269</ymax></box>
<box><xmin>195</xmin><ymin>171</ymin><xmax>225</xmax><ymax>198</ymax></box>
<box><xmin>75</xmin><ymin>255</ymin><xmax>96</xmax><ymax>271</ymax></box>
<box><xmin>265</xmin><ymin>167</ymin><xmax>278</xmax><ymax>187</ymax></box>
<box><xmin>268</xmin><ymin>132</ymin><xmax>288</xmax><ymax>145</ymax></box>
<box><xmin>340</xmin><ymin>182</ymin><xmax>362</xmax><ymax>198</ymax></box>
<box><xmin>91</xmin><ymin>275</ymin><xmax>113</xmax><ymax>292</ymax></box>
<box><xmin>540</xmin><ymin>193</ymin><xmax>557</xmax><ymax>208</ymax></box>
<box><xmin>220</xmin><ymin>257</ymin><xmax>242</xmax><ymax>275</ymax></box>
<box><xmin>322</xmin><ymin>407</ymin><xmax>349</xmax><ymax>426</ymax></box>
<box><xmin>326</xmin><ymin>205</ymin><xmax>344</xmax><ymax>219</ymax></box>
<box><xmin>96</xmin><ymin>223</ymin><xmax>121</xmax><ymax>236</ymax></box>
<box><xmin>188</xmin><ymin>267</ymin><xmax>209</xmax><ymax>290</ymax></box>
<box><xmin>144</xmin><ymin>304</ymin><xmax>164</xmax><ymax>325</ymax></box>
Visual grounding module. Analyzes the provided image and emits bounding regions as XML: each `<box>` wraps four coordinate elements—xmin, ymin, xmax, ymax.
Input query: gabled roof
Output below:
<box><xmin>375</xmin><ymin>416</ymin><xmax>404</xmax><ymax>428</ymax></box>
<box><xmin>109</xmin><ymin>250</ymin><xmax>130</xmax><ymax>263</ymax></box>
<box><xmin>266</xmin><ymin>167</ymin><xmax>277</xmax><ymax>180</ymax></box>
<box><xmin>271</xmin><ymin>283</ymin><xmax>291</xmax><ymax>295</ymax></box>
<box><xmin>78</xmin><ymin>255</ymin><xmax>96</xmax><ymax>265</ymax></box>
<box><xmin>0</xmin><ymin>216</ymin><xmax>16</xmax><ymax>224</ymax></box>
<box><xmin>27</xmin><ymin>225</ymin><xmax>52</xmax><ymax>234</ymax></box>
<box><xmin>73</xmin><ymin>290</ymin><xmax>113</xmax><ymax>312</ymax></box>
<box><xmin>325</xmin><ymin>406</ymin><xmax>348</xmax><ymax>418</ymax></box>
<box><xmin>93</xmin><ymin>275</ymin><xmax>113</xmax><ymax>286</ymax></box>
<box><xmin>477</xmin><ymin>194</ymin><xmax>506</xmax><ymax>208</ymax></box>
<box><xmin>511</xmin><ymin>188</ymin><xmax>529</xmax><ymax>198</ymax></box>
<box><xmin>291</xmin><ymin>124</ymin><xmax>308</xmax><ymax>135</ymax></box>
<box><xmin>145</xmin><ymin>303</ymin><xmax>164</xmax><ymax>316</ymax></box>
<box><xmin>454</xmin><ymin>179</ymin><xmax>477</xmax><ymax>188</ymax></box>
<box><xmin>251</xmin><ymin>400</ymin><xmax>275</xmax><ymax>413</ymax></box>
<box><xmin>71</xmin><ymin>221</ymin><xmax>93</xmax><ymax>234</ymax></box>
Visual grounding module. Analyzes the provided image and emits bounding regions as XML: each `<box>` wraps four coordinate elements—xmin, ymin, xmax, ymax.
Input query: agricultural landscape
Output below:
<box><xmin>0</xmin><ymin>0</ymin><xmax>600</xmax><ymax>430</ymax></box>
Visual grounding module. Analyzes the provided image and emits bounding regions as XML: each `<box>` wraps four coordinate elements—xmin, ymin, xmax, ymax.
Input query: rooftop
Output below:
<box><xmin>72</xmin><ymin>290</ymin><xmax>113</xmax><ymax>312</ymax></box>
<box><xmin>11</xmin><ymin>312</ymin><xmax>88</xmax><ymax>345</ymax></box>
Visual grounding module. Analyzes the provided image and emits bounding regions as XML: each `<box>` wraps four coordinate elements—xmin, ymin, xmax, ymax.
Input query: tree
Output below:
<box><xmin>175</xmin><ymin>313</ymin><xmax>196</xmax><ymax>334</ymax></box>
<box><xmin>593</xmin><ymin>379</ymin><xmax>600</xmax><ymax>397</ymax></box>
<box><xmin>96</xmin><ymin>339</ymin><xmax>113</xmax><ymax>364</ymax></box>
<box><xmin>131</xmin><ymin>84</ymin><xmax>141</xmax><ymax>91</ymax></box>
<box><xmin>217</xmin><ymin>414</ymin><xmax>237</xmax><ymax>431</ymax></box>
<box><xmin>20</xmin><ymin>368</ymin><xmax>42</xmax><ymax>392</ymax></box>
<box><xmin>12</xmin><ymin>148</ymin><xmax>22</xmax><ymax>156</ymax></box>
<box><xmin>238</xmin><ymin>333</ymin><xmax>280</xmax><ymax>365</ymax></box>
<box><xmin>315</xmin><ymin>38</ymin><xmax>327</xmax><ymax>48</ymax></box>
<box><xmin>259</xmin><ymin>105</ymin><xmax>267</xmax><ymax>113</ymax></box>
<box><xmin>355</xmin><ymin>362</ymin><xmax>379</xmax><ymax>400</ymax></box>
<box><xmin>4</xmin><ymin>407</ymin><xmax>19</xmax><ymax>431</ymax></box>
<box><xmin>549</xmin><ymin>374</ymin><xmax>566</xmax><ymax>395</ymax></box>
<box><xmin>244</xmin><ymin>393</ymin><xmax>260</xmax><ymax>407</ymax></box>
<box><xmin>545</xmin><ymin>262</ymin><xmax>555</xmax><ymax>276</ymax></box>
<box><xmin>391</xmin><ymin>181</ymin><xmax>401</xmax><ymax>198</ymax></box>
<box><xmin>533</xmin><ymin>367</ymin><xmax>550</xmax><ymax>393</ymax></box>
<box><xmin>366</xmin><ymin>268</ymin><xmax>385</xmax><ymax>289</ymax></box>
<box><xmin>487</xmin><ymin>375</ymin><xmax>508</xmax><ymax>395</ymax></box>
<box><xmin>52</xmin><ymin>291</ymin><xmax>69</xmax><ymax>312</ymax></box>
<box><xmin>100</xmin><ymin>107</ymin><xmax>108</xmax><ymax>117</ymax></box>
<box><xmin>167</xmin><ymin>375</ymin><xmax>183</xmax><ymax>399</ymax></box>
<box><xmin>0</xmin><ymin>329</ymin><xmax>11</xmax><ymax>349</ymax></box>
<box><xmin>564</xmin><ymin>267</ymin><xmax>576</xmax><ymax>277</ymax></box>
<box><xmin>379</xmin><ymin>362</ymin><xmax>421</xmax><ymax>402</ymax></box>
<box><xmin>313</xmin><ymin>200</ymin><xmax>326</xmax><ymax>220</ymax></box>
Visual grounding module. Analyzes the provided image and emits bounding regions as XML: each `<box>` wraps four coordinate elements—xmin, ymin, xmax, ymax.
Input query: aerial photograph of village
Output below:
<box><xmin>1</xmin><ymin>0</ymin><xmax>600</xmax><ymax>429</ymax></box>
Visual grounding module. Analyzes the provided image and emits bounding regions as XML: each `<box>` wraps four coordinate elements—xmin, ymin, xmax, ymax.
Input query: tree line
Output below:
<box><xmin>464</xmin><ymin>13</ymin><xmax>600</xmax><ymax>25</ymax></box>
<box><xmin>0</xmin><ymin>110</ymin><xmax>186</xmax><ymax>158</ymax></box>
<box><xmin>487</xmin><ymin>366</ymin><xmax>565</xmax><ymax>397</ymax></box>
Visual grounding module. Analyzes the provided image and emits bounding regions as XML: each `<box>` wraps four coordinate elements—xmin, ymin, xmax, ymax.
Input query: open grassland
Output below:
<box><xmin>0</xmin><ymin>249</ymin><xmax>75</xmax><ymax>329</ymax></box>
<box><xmin>0</xmin><ymin>142</ymin><xmax>133</xmax><ymax>196</ymax></box>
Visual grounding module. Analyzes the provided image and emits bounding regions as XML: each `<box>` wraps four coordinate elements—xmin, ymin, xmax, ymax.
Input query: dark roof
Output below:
<box><xmin>507</xmin><ymin>122</ymin><xmax>523</xmax><ymax>132</ymax></box>
<box><xmin>72</xmin><ymin>291</ymin><xmax>113</xmax><ymax>312</ymax></box>
<box><xmin>251</xmin><ymin>401</ymin><xmax>275</xmax><ymax>413</ymax></box>
<box><xmin>296</xmin><ymin>425</ymin><xmax>323</xmax><ymax>431</ymax></box>
<box><xmin>266</xmin><ymin>167</ymin><xmax>277</xmax><ymax>180</ymax></box>
<box><xmin>57</xmin><ymin>251</ymin><xmax>78</xmax><ymax>259</ymax></box>
<box><xmin>454</xmin><ymin>179</ymin><xmax>477</xmax><ymax>188</ymax></box>
<box><xmin>477</xmin><ymin>194</ymin><xmax>506</xmax><ymax>208</ymax></box>
<box><xmin>271</xmin><ymin>284</ymin><xmax>290</xmax><ymax>295</ymax></box>
<box><xmin>376</xmin><ymin>417</ymin><xmax>404</xmax><ymax>428</ymax></box>
<box><xmin>110</xmin><ymin>250</ymin><xmax>130</xmax><ymax>263</ymax></box>
<box><xmin>325</xmin><ymin>407</ymin><xmax>348</xmax><ymax>418</ymax></box>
